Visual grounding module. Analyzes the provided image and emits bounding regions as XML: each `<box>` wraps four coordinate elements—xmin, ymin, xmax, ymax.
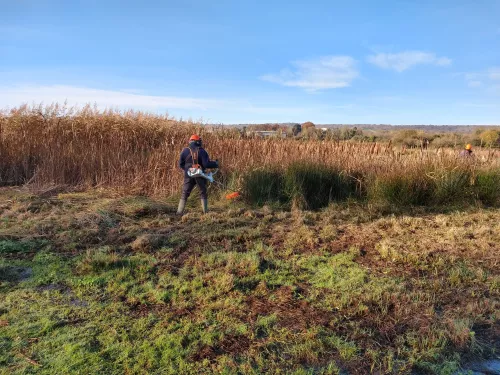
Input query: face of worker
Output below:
<box><xmin>190</xmin><ymin>140</ymin><xmax>202</xmax><ymax>147</ymax></box>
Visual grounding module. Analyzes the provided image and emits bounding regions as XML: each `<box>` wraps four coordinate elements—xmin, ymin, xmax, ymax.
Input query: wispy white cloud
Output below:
<box><xmin>260</xmin><ymin>56</ymin><xmax>358</xmax><ymax>91</ymax></box>
<box><xmin>467</xmin><ymin>80</ymin><xmax>483</xmax><ymax>88</ymax></box>
<box><xmin>489</xmin><ymin>67</ymin><xmax>500</xmax><ymax>80</ymax></box>
<box><xmin>0</xmin><ymin>85</ymin><xmax>224</xmax><ymax>111</ymax></box>
<box><xmin>0</xmin><ymin>84</ymin><xmax>326</xmax><ymax>121</ymax></box>
<box><xmin>462</xmin><ymin>67</ymin><xmax>500</xmax><ymax>90</ymax></box>
<box><xmin>367</xmin><ymin>51</ymin><xmax>452</xmax><ymax>72</ymax></box>
<box><xmin>463</xmin><ymin>73</ymin><xmax>483</xmax><ymax>87</ymax></box>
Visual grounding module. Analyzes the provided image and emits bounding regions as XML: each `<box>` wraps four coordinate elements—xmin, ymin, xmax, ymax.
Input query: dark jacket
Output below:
<box><xmin>179</xmin><ymin>145</ymin><xmax>218</xmax><ymax>177</ymax></box>
<box><xmin>459</xmin><ymin>150</ymin><xmax>473</xmax><ymax>158</ymax></box>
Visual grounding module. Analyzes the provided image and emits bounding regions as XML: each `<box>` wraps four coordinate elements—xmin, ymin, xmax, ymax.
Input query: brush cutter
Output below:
<box><xmin>187</xmin><ymin>166</ymin><xmax>217</xmax><ymax>183</ymax></box>
<box><xmin>187</xmin><ymin>167</ymin><xmax>241</xmax><ymax>200</ymax></box>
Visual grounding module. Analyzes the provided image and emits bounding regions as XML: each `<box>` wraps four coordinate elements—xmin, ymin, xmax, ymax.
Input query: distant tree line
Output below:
<box><xmin>240</xmin><ymin>122</ymin><xmax>500</xmax><ymax>148</ymax></box>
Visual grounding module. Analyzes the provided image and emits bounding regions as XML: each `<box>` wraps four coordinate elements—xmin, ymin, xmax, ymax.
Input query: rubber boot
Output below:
<box><xmin>177</xmin><ymin>199</ymin><xmax>186</xmax><ymax>215</ymax></box>
<box><xmin>201</xmin><ymin>199</ymin><xmax>208</xmax><ymax>214</ymax></box>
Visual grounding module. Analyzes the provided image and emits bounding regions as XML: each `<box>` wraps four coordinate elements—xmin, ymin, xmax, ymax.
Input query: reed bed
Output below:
<box><xmin>1</xmin><ymin>105</ymin><xmax>499</xmax><ymax>207</ymax></box>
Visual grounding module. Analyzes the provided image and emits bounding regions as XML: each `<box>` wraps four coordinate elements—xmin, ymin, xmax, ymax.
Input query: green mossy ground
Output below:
<box><xmin>0</xmin><ymin>188</ymin><xmax>498</xmax><ymax>374</ymax></box>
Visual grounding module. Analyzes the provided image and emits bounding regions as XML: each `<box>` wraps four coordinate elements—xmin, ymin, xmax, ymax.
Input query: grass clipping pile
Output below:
<box><xmin>0</xmin><ymin>188</ymin><xmax>499</xmax><ymax>374</ymax></box>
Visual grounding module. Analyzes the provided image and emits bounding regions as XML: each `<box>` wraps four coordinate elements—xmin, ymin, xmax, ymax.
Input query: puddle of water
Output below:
<box><xmin>458</xmin><ymin>360</ymin><xmax>500</xmax><ymax>375</ymax></box>
<box><xmin>0</xmin><ymin>266</ymin><xmax>32</xmax><ymax>282</ymax></box>
<box><xmin>17</xmin><ymin>267</ymin><xmax>32</xmax><ymax>280</ymax></box>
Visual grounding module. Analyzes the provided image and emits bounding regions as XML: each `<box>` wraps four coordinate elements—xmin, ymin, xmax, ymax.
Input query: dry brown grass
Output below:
<box><xmin>1</xmin><ymin>104</ymin><xmax>499</xmax><ymax>197</ymax></box>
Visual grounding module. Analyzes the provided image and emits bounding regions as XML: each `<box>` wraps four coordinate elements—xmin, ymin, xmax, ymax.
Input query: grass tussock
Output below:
<box><xmin>242</xmin><ymin>163</ymin><xmax>357</xmax><ymax>209</ymax></box>
<box><xmin>240</xmin><ymin>168</ymin><xmax>285</xmax><ymax>206</ymax></box>
<box><xmin>475</xmin><ymin>169</ymin><xmax>500</xmax><ymax>206</ymax></box>
<box><xmin>242</xmin><ymin>163</ymin><xmax>500</xmax><ymax>209</ymax></box>
<box><xmin>284</xmin><ymin>163</ymin><xmax>357</xmax><ymax>210</ymax></box>
<box><xmin>369</xmin><ymin>172</ymin><xmax>434</xmax><ymax>207</ymax></box>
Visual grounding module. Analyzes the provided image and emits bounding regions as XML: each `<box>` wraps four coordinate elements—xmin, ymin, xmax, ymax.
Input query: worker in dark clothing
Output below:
<box><xmin>177</xmin><ymin>134</ymin><xmax>218</xmax><ymax>215</ymax></box>
<box><xmin>459</xmin><ymin>144</ymin><xmax>474</xmax><ymax>158</ymax></box>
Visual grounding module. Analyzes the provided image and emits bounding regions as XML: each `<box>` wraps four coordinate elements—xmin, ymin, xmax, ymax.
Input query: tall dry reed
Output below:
<box><xmin>1</xmin><ymin>105</ymin><xmax>499</xmax><ymax>199</ymax></box>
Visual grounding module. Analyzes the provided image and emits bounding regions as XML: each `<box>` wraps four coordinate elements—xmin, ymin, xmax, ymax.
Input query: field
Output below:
<box><xmin>1</xmin><ymin>106</ymin><xmax>500</xmax><ymax>374</ymax></box>
<box><xmin>1</xmin><ymin>189</ymin><xmax>499</xmax><ymax>374</ymax></box>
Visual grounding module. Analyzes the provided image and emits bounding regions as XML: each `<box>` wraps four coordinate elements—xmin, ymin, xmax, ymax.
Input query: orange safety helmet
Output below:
<box><xmin>465</xmin><ymin>144</ymin><xmax>472</xmax><ymax>151</ymax></box>
<box><xmin>189</xmin><ymin>134</ymin><xmax>201</xmax><ymax>142</ymax></box>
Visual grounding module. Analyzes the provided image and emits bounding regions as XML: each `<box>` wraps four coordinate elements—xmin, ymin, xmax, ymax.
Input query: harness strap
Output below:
<box><xmin>188</xmin><ymin>147</ymin><xmax>200</xmax><ymax>168</ymax></box>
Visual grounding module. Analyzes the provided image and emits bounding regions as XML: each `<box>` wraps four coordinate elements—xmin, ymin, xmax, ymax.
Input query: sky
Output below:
<box><xmin>1</xmin><ymin>0</ymin><xmax>499</xmax><ymax>124</ymax></box>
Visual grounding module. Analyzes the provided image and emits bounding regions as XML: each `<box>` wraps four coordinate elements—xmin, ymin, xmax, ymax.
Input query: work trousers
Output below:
<box><xmin>181</xmin><ymin>177</ymin><xmax>207</xmax><ymax>200</ymax></box>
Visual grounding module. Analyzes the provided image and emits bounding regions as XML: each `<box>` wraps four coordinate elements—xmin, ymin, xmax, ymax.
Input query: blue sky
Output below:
<box><xmin>1</xmin><ymin>0</ymin><xmax>499</xmax><ymax>124</ymax></box>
